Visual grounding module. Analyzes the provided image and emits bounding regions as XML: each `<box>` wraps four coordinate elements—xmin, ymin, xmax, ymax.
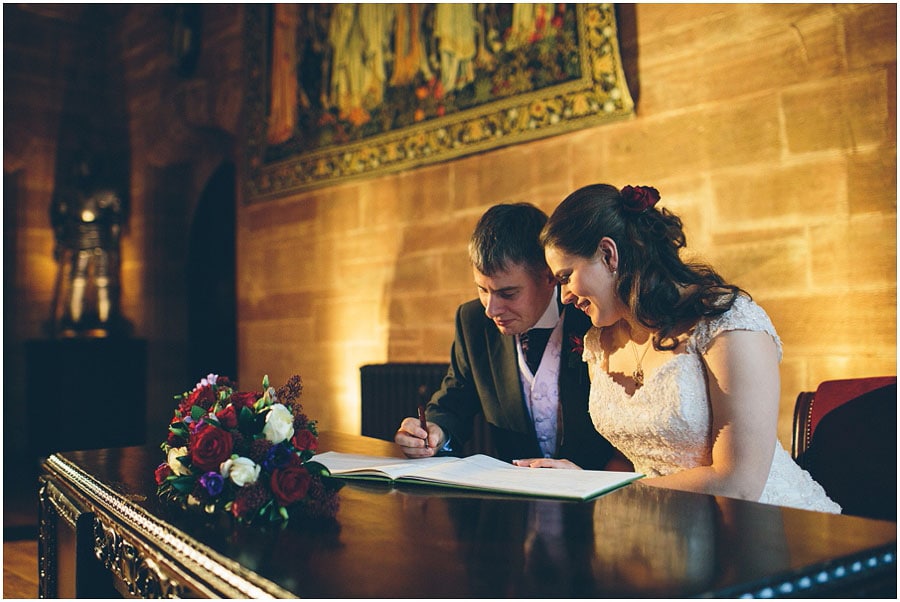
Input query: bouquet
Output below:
<box><xmin>156</xmin><ymin>373</ymin><xmax>340</xmax><ymax>524</ymax></box>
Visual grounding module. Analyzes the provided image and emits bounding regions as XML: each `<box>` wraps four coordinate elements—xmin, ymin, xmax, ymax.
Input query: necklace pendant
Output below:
<box><xmin>633</xmin><ymin>367</ymin><xmax>644</xmax><ymax>388</ymax></box>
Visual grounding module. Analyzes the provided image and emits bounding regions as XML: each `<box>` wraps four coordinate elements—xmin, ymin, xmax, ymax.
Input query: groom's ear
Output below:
<box><xmin>542</xmin><ymin>266</ymin><xmax>557</xmax><ymax>286</ymax></box>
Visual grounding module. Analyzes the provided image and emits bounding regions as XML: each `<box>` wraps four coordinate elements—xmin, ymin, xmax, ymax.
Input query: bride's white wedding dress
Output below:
<box><xmin>584</xmin><ymin>295</ymin><xmax>841</xmax><ymax>514</ymax></box>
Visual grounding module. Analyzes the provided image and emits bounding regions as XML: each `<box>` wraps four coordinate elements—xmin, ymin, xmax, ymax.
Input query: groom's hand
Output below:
<box><xmin>395</xmin><ymin>417</ymin><xmax>443</xmax><ymax>458</ymax></box>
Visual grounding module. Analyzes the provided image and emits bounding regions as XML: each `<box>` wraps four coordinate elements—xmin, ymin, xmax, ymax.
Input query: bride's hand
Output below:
<box><xmin>512</xmin><ymin>458</ymin><xmax>582</xmax><ymax>470</ymax></box>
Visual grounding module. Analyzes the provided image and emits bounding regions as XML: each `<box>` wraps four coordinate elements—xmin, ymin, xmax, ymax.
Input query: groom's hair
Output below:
<box><xmin>468</xmin><ymin>203</ymin><xmax>549</xmax><ymax>278</ymax></box>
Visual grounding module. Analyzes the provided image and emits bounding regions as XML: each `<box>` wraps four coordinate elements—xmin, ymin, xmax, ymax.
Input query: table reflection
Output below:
<box><xmin>46</xmin><ymin>436</ymin><xmax>890</xmax><ymax>599</ymax></box>
<box><xmin>591</xmin><ymin>484</ymin><xmax>718</xmax><ymax>595</ymax></box>
<box><xmin>443</xmin><ymin>494</ymin><xmax>595</xmax><ymax>597</ymax></box>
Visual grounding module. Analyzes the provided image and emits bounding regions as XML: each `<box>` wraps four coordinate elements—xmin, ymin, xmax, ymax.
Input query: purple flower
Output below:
<box><xmin>263</xmin><ymin>442</ymin><xmax>294</xmax><ymax>472</ymax></box>
<box><xmin>199</xmin><ymin>471</ymin><xmax>225</xmax><ymax>497</ymax></box>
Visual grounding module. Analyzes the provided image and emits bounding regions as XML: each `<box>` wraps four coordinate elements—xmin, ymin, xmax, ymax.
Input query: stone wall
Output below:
<box><xmin>5</xmin><ymin>4</ymin><xmax>895</xmax><ymax>456</ymax></box>
<box><xmin>236</xmin><ymin>4</ymin><xmax>897</xmax><ymax>445</ymax></box>
<box><xmin>3</xmin><ymin>4</ymin><xmax>245</xmax><ymax>451</ymax></box>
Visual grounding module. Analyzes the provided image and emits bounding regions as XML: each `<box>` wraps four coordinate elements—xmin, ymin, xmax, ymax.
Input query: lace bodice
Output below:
<box><xmin>584</xmin><ymin>296</ymin><xmax>841</xmax><ymax>513</ymax></box>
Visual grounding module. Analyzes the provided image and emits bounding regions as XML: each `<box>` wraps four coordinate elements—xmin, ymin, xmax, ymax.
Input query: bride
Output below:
<box><xmin>515</xmin><ymin>183</ymin><xmax>840</xmax><ymax>514</ymax></box>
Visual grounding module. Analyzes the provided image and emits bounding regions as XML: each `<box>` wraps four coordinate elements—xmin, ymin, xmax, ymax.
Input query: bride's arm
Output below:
<box><xmin>641</xmin><ymin>329</ymin><xmax>781</xmax><ymax>501</ymax></box>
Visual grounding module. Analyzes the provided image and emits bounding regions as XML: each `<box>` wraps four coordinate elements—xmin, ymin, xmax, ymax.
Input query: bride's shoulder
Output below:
<box><xmin>709</xmin><ymin>295</ymin><xmax>774</xmax><ymax>331</ymax></box>
<box><xmin>691</xmin><ymin>295</ymin><xmax>782</xmax><ymax>355</ymax></box>
<box><xmin>582</xmin><ymin>326</ymin><xmax>605</xmax><ymax>362</ymax></box>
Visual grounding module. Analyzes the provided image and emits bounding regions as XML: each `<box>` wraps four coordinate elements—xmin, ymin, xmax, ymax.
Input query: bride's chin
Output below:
<box><xmin>591</xmin><ymin>313</ymin><xmax>619</xmax><ymax>329</ymax></box>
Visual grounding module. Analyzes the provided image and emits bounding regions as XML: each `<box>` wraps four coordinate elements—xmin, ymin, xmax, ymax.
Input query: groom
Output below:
<box><xmin>394</xmin><ymin>203</ymin><xmax>619</xmax><ymax>470</ymax></box>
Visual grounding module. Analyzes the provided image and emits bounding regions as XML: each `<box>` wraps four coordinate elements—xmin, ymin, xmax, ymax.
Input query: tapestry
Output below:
<box><xmin>243</xmin><ymin>3</ymin><xmax>634</xmax><ymax>202</ymax></box>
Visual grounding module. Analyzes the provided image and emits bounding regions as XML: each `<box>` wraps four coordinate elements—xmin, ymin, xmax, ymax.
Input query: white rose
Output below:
<box><xmin>262</xmin><ymin>403</ymin><xmax>295</xmax><ymax>443</ymax></box>
<box><xmin>166</xmin><ymin>446</ymin><xmax>191</xmax><ymax>476</ymax></box>
<box><xmin>220</xmin><ymin>456</ymin><xmax>260</xmax><ymax>487</ymax></box>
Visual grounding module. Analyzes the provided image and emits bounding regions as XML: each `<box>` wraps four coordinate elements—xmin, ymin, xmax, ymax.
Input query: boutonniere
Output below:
<box><xmin>568</xmin><ymin>334</ymin><xmax>585</xmax><ymax>368</ymax></box>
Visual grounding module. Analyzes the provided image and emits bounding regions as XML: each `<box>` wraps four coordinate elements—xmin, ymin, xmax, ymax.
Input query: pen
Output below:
<box><xmin>417</xmin><ymin>404</ymin><xmax>429</xmax><ymax>448</ymax></box>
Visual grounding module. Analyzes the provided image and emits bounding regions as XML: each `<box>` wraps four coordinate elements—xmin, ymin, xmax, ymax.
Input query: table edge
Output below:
<box><xmin>42</xmin><ymin>452</ymin><xmax>296</xmax><ymax>599</ymax></box>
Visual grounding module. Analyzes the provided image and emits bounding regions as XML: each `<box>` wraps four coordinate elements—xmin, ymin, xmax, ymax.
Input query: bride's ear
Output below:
<box><xmin>596</xmin><ymin>237</ymin><xmax>619</xmax><ymax>272</ymax></box>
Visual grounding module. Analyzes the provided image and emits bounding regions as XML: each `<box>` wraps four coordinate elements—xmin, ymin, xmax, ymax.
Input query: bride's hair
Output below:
<box><xmin>540</xmin><ymin>183</ymin><xmax>745</xmax><ymax>350</ymax></box>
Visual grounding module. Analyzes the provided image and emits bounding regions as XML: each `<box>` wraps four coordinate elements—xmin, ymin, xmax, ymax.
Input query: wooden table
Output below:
<box><xmin>39</xmin><ymin>431</ymin><xmax>896</xmax><ymax>598</ymax></box>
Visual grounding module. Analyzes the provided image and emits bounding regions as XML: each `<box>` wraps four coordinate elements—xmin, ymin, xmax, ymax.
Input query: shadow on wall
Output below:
<box><xmin>615</xmin><ymin>3</ymin><xmax>640</xmax><ymax>108</ymax></box>
<box><xmin>188</xmin><ymin>162</ymin><xmax>237</xmax><ymax>381</ymax></box>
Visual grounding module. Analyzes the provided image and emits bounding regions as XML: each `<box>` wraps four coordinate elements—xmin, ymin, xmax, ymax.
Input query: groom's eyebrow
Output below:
<box><xmin>477</xmin><ymin>284</ymin><xmax>521</xmax><ymax>294</ymax></box>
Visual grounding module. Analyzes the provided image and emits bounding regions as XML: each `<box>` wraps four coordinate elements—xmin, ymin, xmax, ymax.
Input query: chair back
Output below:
<box><xmin>792</xmin><ymin>376</ymin><xmax>897</xmax><ymax>521</ymax></box>
<box><xmin>792</xmin><ymin>376</ymin><xmax>897</xmax><ymax>459</ymax></box>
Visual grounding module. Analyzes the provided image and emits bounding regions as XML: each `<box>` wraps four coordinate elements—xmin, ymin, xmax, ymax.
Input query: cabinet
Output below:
<box><xmin>25</xmin><ymin>338</ymin><xmax>147</xmax><ymax>458</ymax></box>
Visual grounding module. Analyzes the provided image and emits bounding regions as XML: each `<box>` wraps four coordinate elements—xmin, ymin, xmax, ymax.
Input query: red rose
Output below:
<box><xmin>189</xmin><ymin>424</ymin><xmax>234</xmax><ymax>472</ymax></box>
<box><xmin>291</xmin><ymin>428</ymin><xmax>318</xmax><ymax>452</ymax></box>
<box><xmin>621</xmin><ymin>185</ymin><xmax>661</xmax><ymax>213</ymax></box>
<box><xmin>270</xmin><ymin>464</ymin><xmax>311</xmax><ymax>506</ymax></box>
<box><xmin>179</xmin><ymin>385</ymin><xmax>216</xmax><ymax>416</ymax></box>
<box><xmin>229</xmin><ymin>391</ymin><xmax>260</xmax><ymax>410</ymax></box>
<box><xmin>195</xmin><ymin>385</ymin><xmax>217</xmax><ymax>407</ymax></box>
<box><xmin>154</xmin><ymin>463</ymin><xmax>172</xmax><ymax>485</ymax></box>
<box><xmin>216</xmin><ymin>405</ymin><xmax>238</xmax><ymax>429</ymax></box>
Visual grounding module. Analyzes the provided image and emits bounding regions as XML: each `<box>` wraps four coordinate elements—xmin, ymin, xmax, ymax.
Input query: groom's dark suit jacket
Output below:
<box><xmin>426</xmin><ymin>298</ymin><xmax>615</xmax><ymax>470</ymax></box>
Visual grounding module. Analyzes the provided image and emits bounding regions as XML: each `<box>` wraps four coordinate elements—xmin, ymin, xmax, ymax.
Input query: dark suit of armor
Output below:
<box><xmin>51</xmin><ymin>161</ymin><xmax>123</xmax><ymax>326</ymax></box>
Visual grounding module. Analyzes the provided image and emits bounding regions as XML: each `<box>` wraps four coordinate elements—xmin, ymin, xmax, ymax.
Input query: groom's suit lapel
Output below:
<box><xmin>485</xmin><ymin>323</ymin><xmax>531</xmax><ymax>433</ymax></box>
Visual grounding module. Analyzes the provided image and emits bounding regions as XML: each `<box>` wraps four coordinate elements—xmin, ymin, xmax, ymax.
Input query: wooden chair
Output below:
<box><xmin>359</xmin><ymin>363</ymin><xmax>496</xmax><ymax>457</ymax></box>
<box><xmin>792</xmin><ymin>376</ymin><xmax>897</xmax><ymax>521</ymax></box>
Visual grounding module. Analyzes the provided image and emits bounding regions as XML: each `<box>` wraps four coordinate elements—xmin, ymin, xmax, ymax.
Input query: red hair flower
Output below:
<box><xmin>621</xmin><ymin>185</ymin><xmax>661</xmax><ymax>213</ymax></box>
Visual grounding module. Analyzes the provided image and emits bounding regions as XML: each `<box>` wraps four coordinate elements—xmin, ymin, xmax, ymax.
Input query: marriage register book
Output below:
<box><xmin>314</xmin><ymin>451</ymin><xmax>643</xmax><ymax>501</ymax></box>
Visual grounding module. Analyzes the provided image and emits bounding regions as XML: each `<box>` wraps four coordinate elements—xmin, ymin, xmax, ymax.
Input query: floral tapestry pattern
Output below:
<box><xmin>243</xmin><ymin>3</ymin><xmax>634</xmax><ymax>202</ymax></box>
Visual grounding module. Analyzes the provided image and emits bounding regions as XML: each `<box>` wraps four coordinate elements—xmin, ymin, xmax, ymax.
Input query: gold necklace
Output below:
<box><xmin>629</xmin><ymin>339</ymin><xmax>652</xmax><ymax>388</ymax></box>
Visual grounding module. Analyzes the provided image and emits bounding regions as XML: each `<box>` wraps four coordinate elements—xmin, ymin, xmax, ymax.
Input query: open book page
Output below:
<box><xmin>401</xmin><ymin>454</ymin><xmax>642</xmax><ymax>500</ymax></box>
<box><xmin>313</xmin><ymin>451</ymin><xmax>460</xmax><ymax>480</ymax></box>
<box><xmin>315</xmin><ymin>451</ymin><xmax>643</xmax><ymax>501</ymax></box>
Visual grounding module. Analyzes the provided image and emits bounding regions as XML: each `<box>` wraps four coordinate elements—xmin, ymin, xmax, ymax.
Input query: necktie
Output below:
<box><xmin>520</xmin><ymin>328</ymin><xmax>553</xmax><ymax>374</ymax></box>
